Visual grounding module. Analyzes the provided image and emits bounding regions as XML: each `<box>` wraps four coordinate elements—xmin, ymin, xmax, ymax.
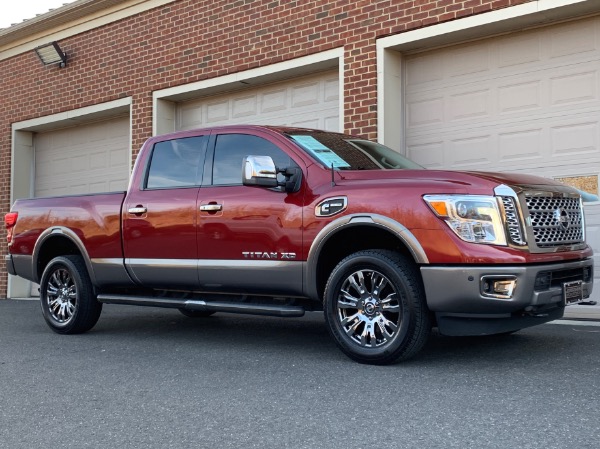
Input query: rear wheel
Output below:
<box><xmin>323</xmin><ymin>250</ymin><xmax>430</xmax><ymax>365</ymax></box>
<box><xmin>39</xmin><ymin>255</ymin><xmax>102</xmax><ymax>334</ymax></box>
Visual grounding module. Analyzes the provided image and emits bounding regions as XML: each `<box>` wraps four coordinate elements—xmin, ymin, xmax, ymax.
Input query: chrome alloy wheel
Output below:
<box><xmin>336</xmin><ymin>269</ymin><xmax>401</xmax><ymax>348</ymax></box>
<box><xmin>45</xmin><ymin>268</ymin><xmax>77</xmax><ymax>324</ymax></box>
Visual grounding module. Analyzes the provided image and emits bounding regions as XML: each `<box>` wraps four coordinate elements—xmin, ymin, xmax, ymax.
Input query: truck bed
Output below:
<box><xmin>7</xmin><ymin>192</ymin><xmax>126</xmax><ymax>285</ymax></box>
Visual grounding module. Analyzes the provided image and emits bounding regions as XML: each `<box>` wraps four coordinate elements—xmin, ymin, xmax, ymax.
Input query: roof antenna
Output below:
<box><xmin>331</xmin><ymin>163</ymin><xmax>336</xmax><ymax>187</ymax></box>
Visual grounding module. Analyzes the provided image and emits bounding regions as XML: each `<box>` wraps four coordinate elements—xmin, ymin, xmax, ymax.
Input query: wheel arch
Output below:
<box><xmin>32</xmin><ymin>227</ymin><xmax>96</xmax><ymax>285</ymax></box>
<box><xmin>306</xmin><ymin>214</ymin><xmax>429</xmax><ymax>302</ymax></box>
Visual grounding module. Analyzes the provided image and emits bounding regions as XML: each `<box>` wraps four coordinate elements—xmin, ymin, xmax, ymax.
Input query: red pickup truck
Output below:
<box><xmin>4</xmin><ymin>125</ymin><xmax>594</xmax><ymax>364</ymax></box>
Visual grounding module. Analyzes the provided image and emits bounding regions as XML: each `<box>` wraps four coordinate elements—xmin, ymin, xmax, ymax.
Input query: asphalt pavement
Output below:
<box><xmin>1</xmin><ymin>299</ymin><xmax>599</xmax><ymax>449</ymax></box>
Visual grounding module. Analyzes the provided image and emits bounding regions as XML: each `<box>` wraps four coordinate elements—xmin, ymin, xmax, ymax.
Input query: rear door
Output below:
<box><xmin>123</xmin><ymin>134</ymin><xmax>208</xmax><ymax>288</ymax></box>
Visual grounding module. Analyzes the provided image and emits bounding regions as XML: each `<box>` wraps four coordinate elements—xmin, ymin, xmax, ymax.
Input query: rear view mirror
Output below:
<box><xmin>242</xmin><ymin>155</ymin><xmax>278</xmax><ymax>187</ymax></box>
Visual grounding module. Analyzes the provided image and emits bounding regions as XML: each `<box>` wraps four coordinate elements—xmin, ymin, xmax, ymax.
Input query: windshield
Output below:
<box><xmin>285</xmin><ymin>131</ymin><xmax>423</xmax><ymax>170</ymax></box>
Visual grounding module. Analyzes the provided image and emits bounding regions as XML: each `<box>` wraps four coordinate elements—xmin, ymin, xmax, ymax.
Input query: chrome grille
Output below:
<box><xmin>525</xmin><ymin>196</ymin><xmax>584</xmax><ymax>248</ymax></box>
<box><xmin>501</xmin><ymin>196</ymin><xmax>525</xmax><ymax>245</ymax></box>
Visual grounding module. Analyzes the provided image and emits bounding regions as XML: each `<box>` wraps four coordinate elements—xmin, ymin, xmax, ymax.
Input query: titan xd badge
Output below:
<box><xmin>242</xmin><ymin>252</ymin><xmax>297</xmax><ymax>259</ymax></box>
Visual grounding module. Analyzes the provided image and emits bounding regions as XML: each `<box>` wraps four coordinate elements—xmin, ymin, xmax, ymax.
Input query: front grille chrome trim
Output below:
<box><xmin>500</xmin><ymin>196</ymin><xmax>526</xmax><ymax>246</ymax></box>
<box><xmin>495</xmin><ymin>184</ymin><xmax>587</xmax><ymax>253</ymax></box>
<box><xmin>494</xmin><ymin>184</ymin><xmax>527</xmax><ymax>247</ymax></box>
<box><xmin>525</xmin><ymin>194</ymin><xmax>584</xmax><ymax>249</ymax></box>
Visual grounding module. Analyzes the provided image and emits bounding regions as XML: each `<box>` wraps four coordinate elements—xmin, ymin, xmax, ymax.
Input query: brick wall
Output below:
<box><xmin>0</xmin><ymin>0</ymin><xmax>534</xmax><ymax>297</ymax></box>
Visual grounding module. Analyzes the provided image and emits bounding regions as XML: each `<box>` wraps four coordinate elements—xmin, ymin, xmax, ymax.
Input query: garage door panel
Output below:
<box><xmin>88</xmin><ymin>181</ymin><xmax>107</xmax><ymax>192</ymax></box>
<box><xmin>291</xmin><ymin>81</ymin><xmax>321</xmax><ymax>107</ymax></box>
<box><xmin>407</xmin><ymin>67</ymin><xmax>600</xmax><ymax>136</ymax></box>
<box><xmin>408</xmin><ymin>113</ymin><xmax>600</xmax><ymax>171</ymax></box>
<box><xmin>498</xmin><ymin>80</ymin><xmax>541</xmax><ymax>114</ymax></box>
<box><xmin>450</xmin><ymin>135</ymin><xmax>493</xmax><ymax>168</ymax></box>
<box><xmin>289</xmin><ymin>118</ymin><xmax>320</xmax><ymax>129</ymax></box>
<box><xmin>232</xmin><ymin>95</ymin><xmax>258</xmax><ymax>118</ymax></box>
<box><xmin>549</xmin><ymin>19</ymin><xmax>597</xmax><ymax>58</ymax></box>
<box><xmin>449</xmin><ymin>43</ymin><xmax>491</xmax><ymax>77</ymax></box>
<box><xmin>90</xmin><ymin>151</ymin><xmax>109</xmax><ymax>169</ymax></box>
<box><xmin>498</xmin><ymin>128</ymin><xmax>543</xmax><ymax>163</ymax></box>
<box><xmin>551</xmin><ymin>120</ymin><xmax>598</xmax><ymax>156</ymax></box>
<box><xmin>497</xmin><ymin>34</ymin><xmax>541</xmax><ymax>68</ymax></box>
<box><xmin>412</xmin><ymin>106</ymin><xmax>600</xmax><ymax>137</ymax></box>
<box><xmin>324</xmin><ymin>115</ymin><xmax>339</xmax><ymax>131</ymax></box>
<box><xmin>407</xmin><ymin>141</ymin><xmax>444</xmax><ymax>169</ymax></box>
<box><xmin>410</xmin><ymin>18</ymin><xmax>600</xmax><ymax>86</ymax></box>
<box><xmin>407</xmin><ymin>97</ymin><xmax>443</xmax><ymax>128</ymax></box>
<box><xmin>405</xmin><ymin>55</ymin><xmax>443</xmax><ymax>87</ymax></box>
<box><xmin>177</xmin><ymin>71</ymin><xmax>339</xmax><ymax>132</ymax></box>
<box><xmin>550</xmin><ymin>69</ymin><xmax>597</xmax><ymax>106</ymax></box>
<box><xmin>206</xmin><ymin>101</ymin><xmax>229</xmax><ymax>123</ymax></box>
<box><xmin>324</xmin><ymin>78</ymin><xmax>339</xmax><ymax>101</ymax></box>
<box><xmin>34</xmin><ymin>117</ymin><xmax>129</xmax><ymax>198</ymax></box>
<box><xmin>261</xmin><ymin>89</ymin><xmax>287</xmax><ymax>113</ymax></box>
<box><xmin>448</xmin><ymin>89</ymin><xmax>490</xmax><ymax>121</ymax></box>
<box><xmin>109</xmin><ymin>146</ymin><xmax>128</xmax><ymax>167</ymax></box>
<box><xmin>178</xmin><ymin>105</ymin><xmax>203</xmax><ymax>129</ymax></box>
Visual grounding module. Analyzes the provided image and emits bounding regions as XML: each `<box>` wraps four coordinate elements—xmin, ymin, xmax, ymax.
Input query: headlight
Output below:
<box><xmin>423</xmin><ymin>195</ymin><xmax>506</xmax><ymax>245</ymax></box>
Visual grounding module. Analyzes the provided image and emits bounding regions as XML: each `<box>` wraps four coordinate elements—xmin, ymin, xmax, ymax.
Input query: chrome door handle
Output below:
<box><xmin>128</xmin><ymin>206</ymin><xmax>147</xmax><ymax>214</ymax></box>
<box><xmin>200</xmin><ymin>204</ymin><xmax>222</xmax><ymax>212</ymax></box>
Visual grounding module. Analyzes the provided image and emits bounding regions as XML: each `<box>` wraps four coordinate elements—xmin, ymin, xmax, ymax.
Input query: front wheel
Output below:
<box><xmin>323</xmin><ymin>250</ymin><xmax>430</xmax><ymax>365</ymax></box>
<box><xmin>39</xmin><ymin>255</ymin><xmax>102</xmax><ymax>334</ymax></box>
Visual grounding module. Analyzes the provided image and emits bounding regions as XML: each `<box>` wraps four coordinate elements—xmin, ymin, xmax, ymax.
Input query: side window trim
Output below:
<box><xmin>202</xmin><ymin>132</ymin><xmax>217</xmax><ymax>187</ymax></box>
<box><xmin>143</xmin><ymin>134</ymin><xmax>209</xmax><ymax>190</ymax></box>
<box><xmin>209</xmin><ymin>132</ymin><xmax>295</xmax><ymax>187</ymax></box>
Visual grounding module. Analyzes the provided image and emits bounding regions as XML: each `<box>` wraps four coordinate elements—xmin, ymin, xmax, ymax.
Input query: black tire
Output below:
<box><xmin>39</xmin><ymin>255</ymin><xmax>102</xmax><ymax>334</ymax></box>
<box><xmin>178</xmin><ymin>308</ymin><xmax>215</xmax><ymax>318</ymax></box>
<box><xmin>323</xmin><ymin>250</ymin><xmax>430</xmax><ymax>365</ymax></box>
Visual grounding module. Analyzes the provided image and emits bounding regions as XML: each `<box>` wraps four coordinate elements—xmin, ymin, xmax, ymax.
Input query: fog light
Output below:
<box><xmin>481</xmin><ymin>276</ymin><xmax>517</xmax><ymax>299</ymax></box>
<box><xmin>534</xmin><ymin>271</ymin><xmax>551</xmax><ymax>291</ymax></box>
<box><xmin>583</xmin><ymin>266</ymin><xmax>593</xmax><ymax>283</ymax></box>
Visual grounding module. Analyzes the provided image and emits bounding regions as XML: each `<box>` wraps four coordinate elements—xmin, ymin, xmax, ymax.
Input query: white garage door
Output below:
<box><xmin>35</xmin><ymin>116</ymin><xmax>130</xmax><ymax>197</ymax></box>
<box><xmin>405</xmin><ymin>16</ymin><xmax>600</xmax><ymax>303</ymax></box>
<box><xmin>177</xmin><ymin>70</ymin><xmax>339</xmax><ymax>132</ymax></box>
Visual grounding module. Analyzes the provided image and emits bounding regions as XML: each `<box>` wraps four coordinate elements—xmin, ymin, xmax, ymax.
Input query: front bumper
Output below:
<box><xmin>420</xmin><ymin>258</ymin><xmax>593</xmax><ymax>336</ymax></box>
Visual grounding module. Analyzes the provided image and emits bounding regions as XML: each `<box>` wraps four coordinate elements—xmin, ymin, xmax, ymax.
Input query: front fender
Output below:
<box><xmin>304</xmin><ymin>213</ymin><xmax>428</xmax><ymax>301</ymax></box>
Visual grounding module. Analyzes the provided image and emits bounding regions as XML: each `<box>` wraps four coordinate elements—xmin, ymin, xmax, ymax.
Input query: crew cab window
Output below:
<box><xmin>212</xmin><ymin>134</ymin><xmax>292</xmax><ymax>185</ymax></box>
<box><xmin>146</xmin><ymin>136</ymin><xmax>207</xmax><ymax>189</ymax></box>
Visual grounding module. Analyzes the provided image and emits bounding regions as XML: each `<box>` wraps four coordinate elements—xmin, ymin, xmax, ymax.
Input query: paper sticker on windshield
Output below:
<box><xmin>290</xmin><ymin>135</ymin><xmax>350</xmax><ymax>168</ymax></box>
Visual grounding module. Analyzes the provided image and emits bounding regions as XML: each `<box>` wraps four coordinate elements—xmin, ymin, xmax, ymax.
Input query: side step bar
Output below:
<box><xmin>97</xmin><ymin>294</ymin><xmax>305</xmax><ymax>318</ymax></box>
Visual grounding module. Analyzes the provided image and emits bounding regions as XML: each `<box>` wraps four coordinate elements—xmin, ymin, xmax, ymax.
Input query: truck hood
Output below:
<box><xmin>336</xmin><ymin>169</ymin><xmax>571</xmax><ymax>194</ymax></box>
<box><xmin>460</xmin><ymin>170</ymin><xmax>567</xmax><ymax>189</ymax></box>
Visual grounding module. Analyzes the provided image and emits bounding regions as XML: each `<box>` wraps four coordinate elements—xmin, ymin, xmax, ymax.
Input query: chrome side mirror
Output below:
<box><xmin>242</xmin><ymin>155</ymin><xmax>278</xmax><ymax>187</ymax></box>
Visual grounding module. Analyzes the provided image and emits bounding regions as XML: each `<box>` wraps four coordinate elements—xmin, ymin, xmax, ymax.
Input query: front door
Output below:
<box><xmin>196</xmin><ymin>131</ymin><xmax>305</xmax><ymax>296</ymax></box>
